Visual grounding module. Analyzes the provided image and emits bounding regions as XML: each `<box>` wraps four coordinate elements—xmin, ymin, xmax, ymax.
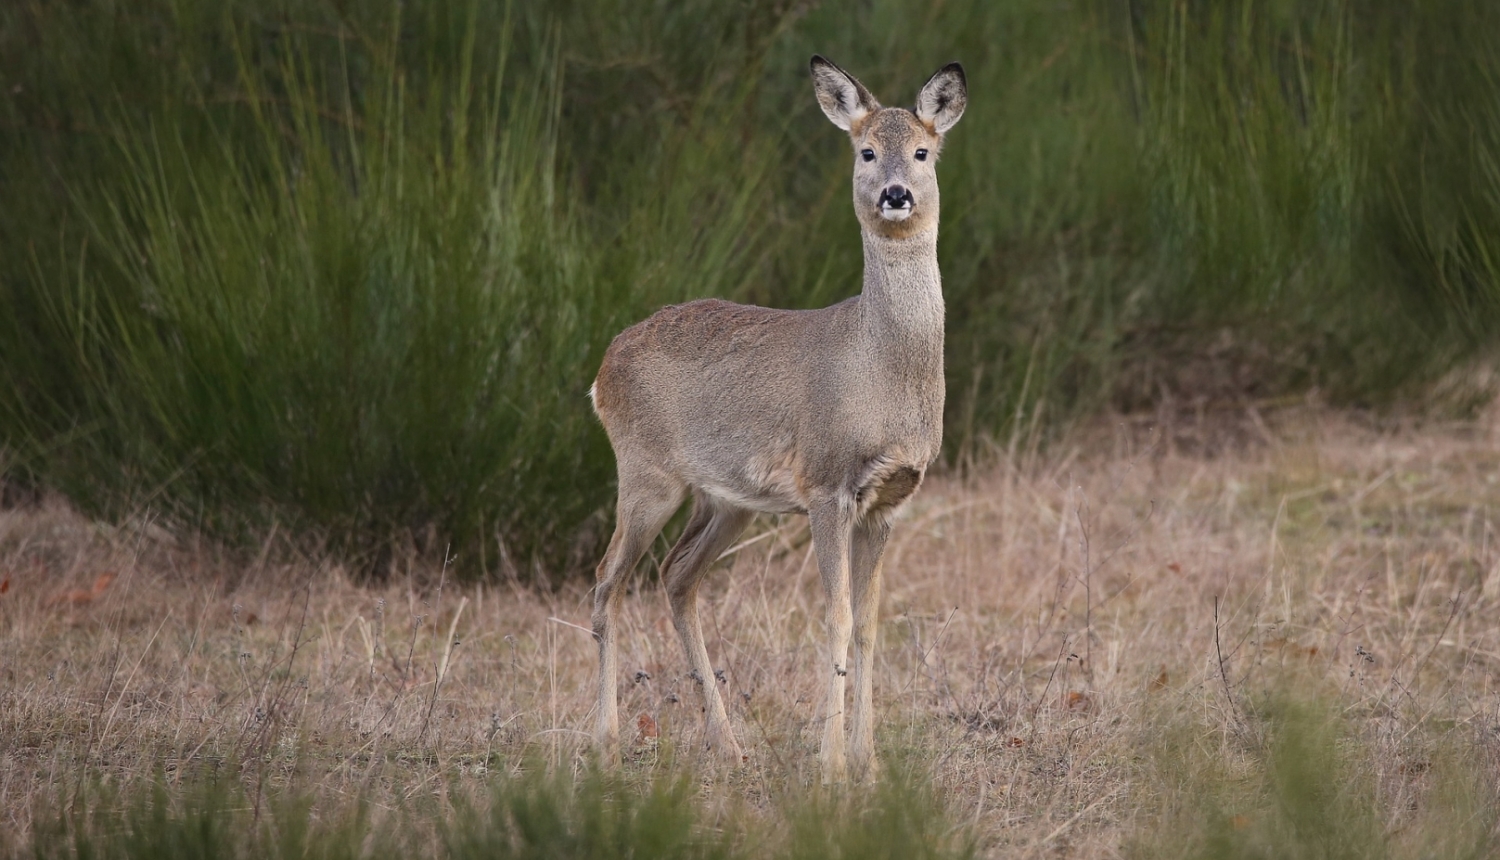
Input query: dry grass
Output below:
<box><xmin>4</xmin><ymin>405</ymin><xmax>1500</xmax><ymax>857</ymax></box>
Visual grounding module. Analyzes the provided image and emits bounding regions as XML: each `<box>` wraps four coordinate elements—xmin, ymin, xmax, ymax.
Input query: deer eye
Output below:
<box><xmin>860</xmin><ymin>148</ymin><xmax>875</xmax><ymax>162</ymax></box>
<box><xmin>914</xmin><ymin>148</ymin><xmax>929</xmax><ymax>161</ymax></box>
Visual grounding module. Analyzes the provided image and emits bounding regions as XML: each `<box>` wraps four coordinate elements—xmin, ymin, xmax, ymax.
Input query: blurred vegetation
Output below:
<box><xmin>2</xmin><ymin>0</ymin><xmax>1498</xmax><ymax>576</ymax></box>
<box><xmin>25</xmin><ymin>764</ymin><xmax>975</xmax><ymax>860</ymax></box>
<box><xmin>18</xmin><ymin>695</ymin><xmax>1496</xmax><ymax>858</ymax></box>
<box><xmin>1129</xmin><ymin>692</ymin><xmax>1500</xmax><ymax>860</ymax></box>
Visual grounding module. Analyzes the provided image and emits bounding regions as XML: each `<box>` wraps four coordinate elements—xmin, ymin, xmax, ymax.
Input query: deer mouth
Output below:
<box><xmin>878</xmin><ymin>202</ymin><xmax>913</xmax><ymax>222</ymax></box>
<box><xmin>877</xmin><ymin>185</ymin><xmax>914</xmax><ymax>221</ymax></box>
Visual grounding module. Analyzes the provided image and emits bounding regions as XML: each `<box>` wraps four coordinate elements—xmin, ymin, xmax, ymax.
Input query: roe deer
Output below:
<box><xmin>589</xmin><ymin>55</ymin><xmax>966</xmax><ymax>782</ymax></box>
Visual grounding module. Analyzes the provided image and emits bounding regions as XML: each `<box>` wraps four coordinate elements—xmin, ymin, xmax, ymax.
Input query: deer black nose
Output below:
<box><xmin>879</xmin><ymin>185</ymin><xmax>913</xmax><ymax>209</ymax></box>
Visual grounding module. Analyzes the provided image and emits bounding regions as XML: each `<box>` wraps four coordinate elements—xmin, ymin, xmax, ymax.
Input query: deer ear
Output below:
<box><xmin>915</xmin><ymin>62</ymin><xmax>966</xmax><ymax>134</ymax></box>
<box><xmin>811</xmin><ymin>55</ymin><xmax>880</xmax><ymax>131</ymax></box>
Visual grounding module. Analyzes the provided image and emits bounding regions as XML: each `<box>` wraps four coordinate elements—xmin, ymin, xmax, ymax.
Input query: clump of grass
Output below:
<box><xmin>29</xmin><ymin>777</ymin><xmax>383</xmax><ymax>860</ymax></box>
<box><xmin>448</xmin><ymin>768</ymin><xmax>741</xmax><ymax>860</ymax></box>
<box><xmin>779</xmin><ymin>761</ymin><xmax>977</xmax><ymax>860</ymax></box>
<box><xmin>1131</xmin><ymin>689</ymin><xmax>1500</xmax><ymax>860</ymax></box>
<box><xmin>24</xmin><ymin>765</ymin><xmax>976</xmax><ymax>860</ymax></box>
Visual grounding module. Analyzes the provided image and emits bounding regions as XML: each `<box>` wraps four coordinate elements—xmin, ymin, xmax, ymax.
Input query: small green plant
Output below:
<box><xmin>1131</xmin><ymin>692</ymin><xmax>1499</xmax><ymax>860</ymax></box>
<box><xmin>30</xmin><ymin>778</ymin><xmax>382</xmax><ymax>860</ymax></box>
<box><xmin>448</xmin><ymin>768</ymin><xmax>740</xmax><ymax>860</ymax></box>
<box><xmin>25</xmin><ymin>764</ymin><xmax>978</xmax><ymax>860</ymax></box>
<box><xmin>780</xmin><ymin>761</ymin><xmax>978</xmax><ymax>860</ymax></box>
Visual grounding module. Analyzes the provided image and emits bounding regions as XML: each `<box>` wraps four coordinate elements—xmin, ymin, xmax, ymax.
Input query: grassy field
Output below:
<box><xmin>4</xmin><ymin>406</ymin><xmax>1499</xmax><ymax>857</ymax></box>
<box><xmin>4</xmin><ymin>3</ymin><xmax>1500</xmax><ymax>852</ymax></box>
<box><xmin>4</xmin><ymin>0</ymin><xmax>1500</xmax><ymax>570</ymax></box>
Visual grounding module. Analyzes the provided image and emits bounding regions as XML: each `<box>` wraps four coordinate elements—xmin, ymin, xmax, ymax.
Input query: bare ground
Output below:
<box><xmin>4</xmin><ymin>405</ymin><xmax>1500</xmax><ymax>856</ymax></box>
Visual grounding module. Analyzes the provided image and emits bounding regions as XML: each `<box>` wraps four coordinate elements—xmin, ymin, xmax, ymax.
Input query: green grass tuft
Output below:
<box><xmin>1132</xmin><ymin>691</ymin><xmax>1500</xmax><ymax>860</ymax></box>
<box><xmin>25</xmin><ymin>765</ymin><xmax>977</xmax><ymax>860</ymax></box>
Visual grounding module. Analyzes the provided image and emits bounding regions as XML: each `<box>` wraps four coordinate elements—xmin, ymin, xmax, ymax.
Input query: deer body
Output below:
<box><xmin>590</xmin><ymin>56</ymin><xmax>966</xmax><ymax>782</ymax></box>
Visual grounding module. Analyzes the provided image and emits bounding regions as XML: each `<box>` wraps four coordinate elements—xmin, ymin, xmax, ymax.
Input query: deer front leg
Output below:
<box><xmin>809</xmin><ymin>500</ymin><xmax>856</xmax><ymax>783</ymax></box>
<box><xmin>849</xmin><ymin>516</ymin><xmax>891</xmax><ymax>781</ymax></box>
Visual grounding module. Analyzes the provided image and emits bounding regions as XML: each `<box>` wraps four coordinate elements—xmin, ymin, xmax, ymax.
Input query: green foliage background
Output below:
<box><xmin>2</xmin><ymin>0</ymin><xmax>1498</xmax><ymax>575</ymax></box>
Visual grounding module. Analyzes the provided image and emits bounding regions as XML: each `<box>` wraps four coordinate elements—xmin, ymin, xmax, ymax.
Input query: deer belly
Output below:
<box><xmin>688</xmin><ymin>449</ymin><xmax>807</xmax><ymax>515</ymax></box>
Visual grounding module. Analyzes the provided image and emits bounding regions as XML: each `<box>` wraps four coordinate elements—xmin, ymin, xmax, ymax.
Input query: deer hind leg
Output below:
<box><xmin>809</xmin><ymin>498</ymin><xmax>857</xmax><ymax>783</ymax></box>
<box><xmin>849</xmin><ymin>516</ymin><xmax>892</xmax><ymax>782</ymax></box>
<box><xmin>663</xmin><ymin>494</ymin><xmax>754</xmax><ymax>763</ymax></box>
<box><xmin>593</xmin><ymin>469</ymin><xmax>684</xmax><ymax>762</ymax></box>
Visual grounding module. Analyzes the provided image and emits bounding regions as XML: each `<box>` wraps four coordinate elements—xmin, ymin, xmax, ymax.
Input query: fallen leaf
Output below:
<box><xmin>635</xmin><ymin>712</ymin><xmax>659</xmax><ymax>743</ymax></box>
<box><xmin>1063</xmin><ymin>691</ymin><xmax>1092</xmax><ymax>712</ymax></box>
<box><xmin>1229</xmin><ymin>814</ymin><xmax>1251</xmax><ymax>830</ymax></box>
<box><xmin>1166</xmin><ymin>562</ymin><xmax>1182</xmax><ymax>573</ymax></box>
<box><xmin>1149</xmin><ymin>666</ymin><xmax>1169</xmax><ymax>692</ymax></box>
<box><xmin>47</xmin><ymin>571</ymin><xmax>116</xmax><ymax>607</ymax></box>
<box><xmin>47</xmin><ymin>588</ymin><xmax>94</xmax><ymax>607</ymax></box>
<box><xmin>0</xmin><ymin>576</ymin><xmax>10</xmax><ymax>595</ymax></box>
<box><xmin>1267</xmin><ymin>638</ymin><xmax>1320</xmax><ymax>660</ymax></box>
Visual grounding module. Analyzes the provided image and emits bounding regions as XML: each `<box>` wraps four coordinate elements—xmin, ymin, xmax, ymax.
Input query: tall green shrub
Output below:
<box><xmin>3</xmin><ymin>0</ymin><xmax>1499</xmax><ymax>575</ymax></box>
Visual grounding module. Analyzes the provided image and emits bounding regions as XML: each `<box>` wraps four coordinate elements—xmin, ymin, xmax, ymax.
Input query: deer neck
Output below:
<box><xmin>858</xmin><ymin>228</ymin><xmax>944</xmax><ymax>367</ymax></box>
